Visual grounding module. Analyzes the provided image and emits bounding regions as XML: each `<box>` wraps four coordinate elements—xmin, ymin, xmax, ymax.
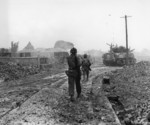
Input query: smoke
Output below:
<box><xmin>54</xmin><ymin>40</ymin><xmax>74</xmax><ymax>50</ymax></box>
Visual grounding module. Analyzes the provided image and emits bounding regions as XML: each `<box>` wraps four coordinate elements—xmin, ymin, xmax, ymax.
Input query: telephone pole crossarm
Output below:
<box><xmin>120</xmin><ymin>16</ymin><xmax>132</xmax><ymax>18</ymax></box>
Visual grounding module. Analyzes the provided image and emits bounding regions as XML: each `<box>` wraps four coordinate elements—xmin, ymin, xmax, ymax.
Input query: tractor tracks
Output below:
<box><xmin>0</xmin><ymin>66</ymin><xmax>121</xmax><ymax>124</ymax></box>
<box><xmin>0</xmin><ymin>73</ymin><xmax>67</xmax><ymax>120</ymax></box>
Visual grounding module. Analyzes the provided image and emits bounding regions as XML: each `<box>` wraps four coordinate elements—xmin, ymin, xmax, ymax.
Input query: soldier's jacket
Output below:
<box><xmin>81</xmin><ymin>58</ymin><xmax>91</xmax><ymax>71</ymax></box>
<box><xmin>67</xmin><ymin>54</ymin><xmax>81</xmax><ymax>70</ymax></box>
<box><xmin>66</xmin><ymin>54</ymin><xmax>81</xmax><ymax>78</ymax></box>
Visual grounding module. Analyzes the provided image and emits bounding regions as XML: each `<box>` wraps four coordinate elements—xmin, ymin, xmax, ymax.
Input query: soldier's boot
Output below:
<box><xmin>77</xmin><ymin>92</ymin><xmax>81</xmax><ymax>98</ymax></box>
<box><xmin>70</xmin><ymin>95</ymin><xmax>75</xmax><ymax>102</ymax></box>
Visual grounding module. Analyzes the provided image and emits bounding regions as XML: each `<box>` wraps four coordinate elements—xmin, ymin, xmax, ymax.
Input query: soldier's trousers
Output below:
<box><xmin>82</xmin><ymin>69</ymin><xmax>89</xmax><ymax>80</ymax></box>
<box><xmin>68</xmin><ymin>75</ymin><xmax>81</xmax><ymax>96</ymax></box>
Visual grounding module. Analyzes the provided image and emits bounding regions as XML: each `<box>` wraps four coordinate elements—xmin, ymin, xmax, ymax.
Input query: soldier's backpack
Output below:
<box><xmin>82</xmin><ymin>58</ymin><xmax>91</xmax><ymax>71</ymax></box>
<box><xmin>66</xmin><ymin>55</ymin><xmax>78</xmax><ymax>77</ymax></box>
<box><xmin>67</xmin><ymin>55</ymin><xmax>78</xmax><ymax>69</ymax></box>
<box><xmin>82</xmin><ymin>59</ymin><xmax>91</xmax><ymax>67</ymax></box>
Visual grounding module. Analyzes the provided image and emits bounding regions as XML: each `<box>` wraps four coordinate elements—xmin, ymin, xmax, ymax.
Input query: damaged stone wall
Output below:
<box><xmin>0</xmin><ymin>61</ymin><xmax>40</xmax><ymax>81</ymax></box>
<box><xmin>54</xmin><ymin>52</ymin><xmax>69</xmax><ymax>64</ymax></box>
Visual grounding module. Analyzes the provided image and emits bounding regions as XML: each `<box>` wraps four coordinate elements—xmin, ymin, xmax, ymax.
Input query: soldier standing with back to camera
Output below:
<box><xmin>81</xmin><ymin>54</ymin><xmax>91</xmax><ymax>81</ymax></box>
<box><xmin>66</xmin><ymin>47</ymin><xmax>81</xmax><ymax>101</ymax></box>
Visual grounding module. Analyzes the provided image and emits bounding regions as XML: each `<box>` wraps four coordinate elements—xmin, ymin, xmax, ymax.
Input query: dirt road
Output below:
<box><xmin>0</xmin><ymin>67</ymin><xmax>121</xmax><ymax>125</ymax></box>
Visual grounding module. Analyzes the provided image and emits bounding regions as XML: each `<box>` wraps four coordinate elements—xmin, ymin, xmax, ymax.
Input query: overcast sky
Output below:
<box><xmin>0</xmin><ymin>0</ymin><xmax>150</xmax><ymax>51</ymax></box>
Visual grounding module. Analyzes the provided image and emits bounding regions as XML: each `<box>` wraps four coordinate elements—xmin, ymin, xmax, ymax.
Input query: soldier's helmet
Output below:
<box><xmin>70</xmin><ymin>47</ymin><xmax>77</xmax><ymax>54</ymax></box>
<box><xmin>83</xmin><ymin>54</ymin><xmax>87</xmax><ymax>58</ymax></box>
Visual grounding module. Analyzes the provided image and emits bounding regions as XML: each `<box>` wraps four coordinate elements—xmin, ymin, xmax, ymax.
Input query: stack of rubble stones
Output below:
<box><xmin>114</xmin><ymin>61</ymin><xmax>150</xmax><ymax>82</ymax></box>
<box><xmin>108</xmin><ymin>61</ymin><xmax>150</xmax><ymax>124</ymax></box>
<box><xmin>0</xmin><ymin>62</ymin><xmax>40</xmax><ymax>81</ymax></box>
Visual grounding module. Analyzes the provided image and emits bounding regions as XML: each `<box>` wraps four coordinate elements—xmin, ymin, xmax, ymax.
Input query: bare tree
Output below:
<box><xmin>11</xmin><ymin>41</ymin><xmax>19</xmax><ymax>57</ymax></box>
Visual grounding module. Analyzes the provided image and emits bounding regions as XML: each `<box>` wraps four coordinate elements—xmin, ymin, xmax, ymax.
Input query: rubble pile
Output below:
<box><xmin>114</xmin><ymin>61</ymin><xmax>150</xmax><ymax>82</ymax></box>
<box><xmin>0</xmin><ymin>62</ymin><xmax>40</xmax><ymax>81</ymax></box>
<box><xmin>108</xmin><ymin>61</ymin><xmax>150</xmax><ymax>124</ymax></box>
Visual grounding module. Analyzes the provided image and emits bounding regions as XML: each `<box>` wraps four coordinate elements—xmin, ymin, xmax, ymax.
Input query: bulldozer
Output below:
<box><xmin>102</xmin><ymin>43</ymin><xmax>136</xmax><ymax>66</ymax></box>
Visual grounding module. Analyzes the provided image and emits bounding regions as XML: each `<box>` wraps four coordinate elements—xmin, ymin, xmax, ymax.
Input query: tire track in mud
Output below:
<box><xmin>52</xmin><ymin>67</ymin><xmax>122</xmax><ymax>125</ymax></box>
<box><xmin>0</xmin><ymin>73</ymin><xmax>67</xmax><ymax>120</ymax></box>
<box><xmin>0</xmin><ymin>66</ymin><xmax>121</xmax><ymax>124</ymax></box>
<box><xmin>0</xmin><ymin>67</ymin><xmax>104</xmax><ymax>122</ymax></box>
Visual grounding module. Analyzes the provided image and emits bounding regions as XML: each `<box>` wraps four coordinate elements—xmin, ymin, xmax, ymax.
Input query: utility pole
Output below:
<box><xmin>121</xmin><ymin>15</ymin><xmax>132</xmax><ymax>65</ymax></box>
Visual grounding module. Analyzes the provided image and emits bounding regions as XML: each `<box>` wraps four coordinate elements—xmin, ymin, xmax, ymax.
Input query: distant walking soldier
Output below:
<box><xmin>66</xmin><ymin>47</ymin><xmax>81</xmax><ymax>101</ymax></box>
<box><xmin>81</xmin><ymin>54</ymin><xmax>91</xmax><ymax>81</ymax></box>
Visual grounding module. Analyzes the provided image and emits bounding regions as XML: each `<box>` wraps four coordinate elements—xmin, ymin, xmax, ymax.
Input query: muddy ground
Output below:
<box><xmin>0</xmin><ymin>66</ymin><xmax>121</xmax><ymax>125</ymax></box>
